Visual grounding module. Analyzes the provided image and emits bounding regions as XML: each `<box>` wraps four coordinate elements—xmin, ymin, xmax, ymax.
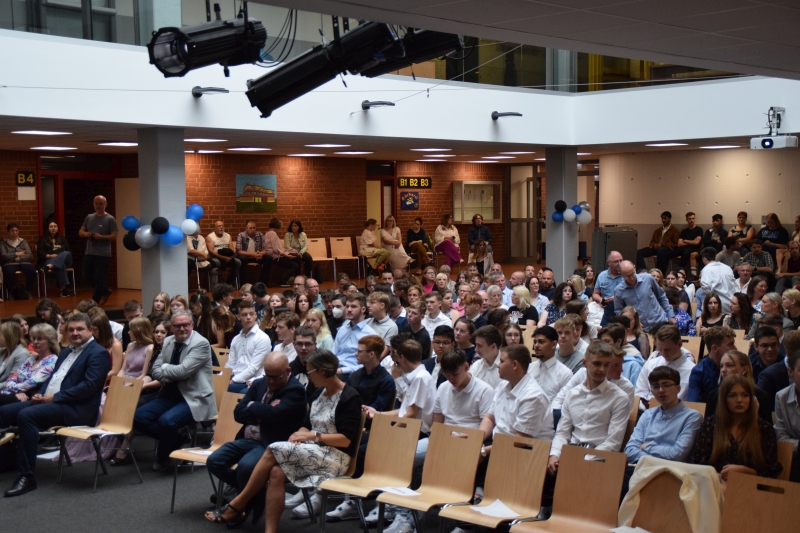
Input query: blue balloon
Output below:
<box><xmin>121</xmin><ymin>215</ymin><xmax>141</xmax><ymax>231</ymax></box>
<box><xmin>186</xmin><ymin>204</ymin><xmax>204</xmax><ymax>221</ymax></box>
<box><xmin>162</xmin><ymin>225</ymin><xmax>184</xmax><ymax>246</ymax></box>
<box><xmin>552</xmin><ymin>211</ymin><xmax>564</xmax><ymax>222</ymax></box>
<box><xmin>572</xmin><ymin>205</ymin><xmax>582</xmax><ymax>215</ymax></box>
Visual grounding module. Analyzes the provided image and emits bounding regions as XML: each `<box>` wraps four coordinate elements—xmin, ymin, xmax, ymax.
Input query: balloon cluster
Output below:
<box><xmin>121</xmin><ymin>204</ymin><xmax>205</xmax><ymax>251</ymax></box>
<box><xmin>552</xmin><ymin>200</ymin><xmax>593</xmax><ymax>224</ymax></box>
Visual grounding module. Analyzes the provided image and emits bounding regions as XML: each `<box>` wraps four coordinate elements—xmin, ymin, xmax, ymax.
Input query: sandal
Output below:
<box><xmin>109</xmin><ymin>454</ymin><xmax>132</xmax><ymax>466</ymax></box>
<box><xmin>205</xmin><ymin>503</ymin><xmax>247</xmax><ymax>526</ymax></box>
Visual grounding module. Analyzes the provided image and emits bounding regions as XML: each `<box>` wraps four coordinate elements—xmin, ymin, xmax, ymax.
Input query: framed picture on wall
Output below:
<box><xmin>236</xmin><ymin>174</ymin><xmax>277</xmax><ymax>212</ymax></box>
<box><xmin>401</xmin><ymin>191</ymin><xmax>419</xmax><ymax>210</ymax></box>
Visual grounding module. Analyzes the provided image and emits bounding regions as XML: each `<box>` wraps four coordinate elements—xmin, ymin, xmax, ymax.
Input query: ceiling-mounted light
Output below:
<box><xmin>335</xmin><ymin>151</ymin><xmax>373</xmax><ymax>155</ymax></box>
<box><xmin>483</xmin><ymin>156</ymin><xmax>515</xmax><ymax>159</ymax></box>
<box><xmin>416</xmin><ymin>159</ymin><xmax>445</xmax><ymax>162</ymax></box>
<box><xmin>98</xmin><ymin>142</ymin><xmax>138</xmax><ymax>147</ymax></box>
<box><xmin>287</xmin><ymin>153</ymin><xmax>325</xmax><ymax>157</ymax></box>
<box><xmin>185</xmin><ymin>138</ymin><xmax>227</xmax><ymax>143</ymax></box>
<box><xmin>645</xmin><ymin>143</ymin><xmax>687</xmax><ymax>147</ymax></box>
<box><xmin>305</xmin><ymin>144</ymin><xmax>351</xmax><ymax>148</ymax></box>
<box><xmin>361</xmin><ymin>100</ymin><xmax>395</xmax><ymax>110</ymax></box>
<box><xmin>500</xmin><ymin>151</ymin><xmax>534</xmax><ymax>154</ymax></box>
<box><xmin>424</xmin><ymin>154</ymin><xmax>455</xmax><ymax>158</ymax></box>
<box><xmin>700</xmin><ymin>145</ymin><xmax>740</xmax><ymax>149</ymax></box>
<box><xmin>13</xmin><ymin>130</ymin><xmax>72</xmax><ymax>135</ymax></box>
<box><xmin>468</xmin><ymin>160</ymin><xmax>497</xmax><ymax>163</ymax></box>
<box><xmin>31</xmin><ymin>146</ymin><xmax>77</xmax><ymax>151</ymax></box>
<box><xmin>410</xmin><ymin>148</ymin><xmax>451</xmax><ymax>152</ymax></box>
<box><xmin>192</xmin><ymin>86</ymin><xmax>230</xmax><ymax>98</ymax></box>
<box><xmin>198</xmin><ymin>150</ymin><xmax>223</xmax><ymax>153</ymax></box>
<box><xmin>491</xmin><ymin>111</ymin><xmax>523</xmax><ymax>120</ymax></box>
<box><xmin>228</xmin><ymin>147</ymin><xmax>271</xmax><ymax>152</ymax></box>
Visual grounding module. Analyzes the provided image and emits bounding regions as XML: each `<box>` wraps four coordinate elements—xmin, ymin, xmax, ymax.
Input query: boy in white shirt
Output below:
<box><xmin>528</xmin><ymin>325</ymin><xmax>573</xmax><ymax>402</ymax></box>
<box><xmin>635</xmin><ymin>324</ymin><xmax>695</xmax><ymax>407</ymax></box>
<box><xmin>552</xmin><ymin>347</ymin><xmax>635</xmax><ymax>414</ymax></box>
<box><xmin>225</xmin><ymin>300</ymin><xmax>271</xmax><ymax>392</ymax></box>
<box><xmin>553</xmin><ymin>316</ymin><xmax>589</xmax><ymax>373</ymax></box>
<box><xmin>433</xmin><ymin>348</ymin><xmax>494</xmax><ymax>429</ymax></box>
<box><xmin>469</xmin><ymin>326</ymin><xmax>504</xmax><ymax>389</ymax></box>
<box><xmin>421</xmin><ymin>291</ymin><xmax>452</xmax><ymax>340</ymax></box>
<box><xmin>272</xmin><ymin>311</ymin><xmax>299</xmax><ymax>363</ymax></box>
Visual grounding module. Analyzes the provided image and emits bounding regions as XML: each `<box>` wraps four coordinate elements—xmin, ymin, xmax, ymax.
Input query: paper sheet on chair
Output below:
<box><xmin>611</xmin><ymin>527</ymin><xmax>652</xmax><ymax>533</ymax></box>
<box><xmin>191</xmin><ymin>450</ymin><xmax>214</xmax><ymax>456</ymax></box>
<box><xmin>378</xmin><ymin>487</ymin><xmax>420</xmax><ymax>496</ymax></box>
<box><xmin>470</xmin><ymin>499</ymin><xmax>521</xmax><ymax>518</ymax></box>
<box><xmin>72</xmin><ymin>427</ymin><xmax>116</xmax><ymax>436</ymax></box>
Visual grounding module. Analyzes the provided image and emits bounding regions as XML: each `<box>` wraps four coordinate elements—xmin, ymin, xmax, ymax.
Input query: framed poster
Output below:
<box><xmin>400</xmin><ymin>191</ymin><xmax>419</xmax><ymax>210</ymax></box>
<box><xmin>236</xmin><ymin>174</ymin><xmax>277</xmax><ymax>212</ymax></box>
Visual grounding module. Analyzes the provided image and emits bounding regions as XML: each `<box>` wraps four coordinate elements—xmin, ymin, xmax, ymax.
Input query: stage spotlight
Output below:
<box><xmin>148</xmin><ymin>17</ymin><xmax>266</xmax><ymax>78</ymax></box>
<box><xmin>359</xmin><ymin>29</ymin><xmax>463</xmax><ymax>78</ymax></box>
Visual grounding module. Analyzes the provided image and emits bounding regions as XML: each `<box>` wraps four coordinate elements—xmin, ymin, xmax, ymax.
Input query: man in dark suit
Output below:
<box><xmin>423</xmin><ymin>325</ymin><xmax>455</xmax><ymax>390</ymax></box>
<box><xmin>0</xmin><ymin>312</ymin><xmax>110</xmax><ymax>497</ymax></box>
<box><xmin>207</xmin><ymin>351</ymin><xmax>306</xmax><ymax>496</ymax></box>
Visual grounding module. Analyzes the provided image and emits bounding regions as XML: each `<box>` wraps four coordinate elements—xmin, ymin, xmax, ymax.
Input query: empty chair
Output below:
<box><xmin>211</xmin><ymin>366</ymin><xmax>232</xmax><ymax>412</ymax></box>
<box><xmin>330</xmin><ymin>237</ymin><xmax>361</xmax><ymax>278</ymax></box>
<box><xmin>681</xmin><ymin>336</ymin><xmax>702</xmax><ymax>363</ymax></box>
<box><xmin>629</xmin><ymin>472</ymin><xmax>693</xmax><ymax>533</ymax></box>
<box><xmin>720</xmin><ymin>472</ymin><xmax>800</xmax><ymax>533</ymax></box>
<box><xmin>439</xmin><ymin>434</ymin><xmax>549</xmax><ymax>530</ymax></box>
<box><xmin>307</xmin><ymin>238</ymin><xmax>336</xmax><ymax>280</ymax></box>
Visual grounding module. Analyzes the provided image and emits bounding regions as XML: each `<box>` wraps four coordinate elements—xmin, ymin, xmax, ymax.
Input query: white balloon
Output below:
<box><xmin>180</xmin><ymin>219</ymin><xmax>199</xmax><ymax>236</ymax></box>
<box><xmin>135</xmin><ymin>225</ymin><xmax>159</xmax><ymax>249</ymax></box>
<box><xmin>563</xmin><ymin>209</ymin><xmax>576</xmax><ymax>222</ymax></box>
<box><xmin>577</xmin><ymin>210</ymin><xmax>593</xmax><ymax>224</ymax></box>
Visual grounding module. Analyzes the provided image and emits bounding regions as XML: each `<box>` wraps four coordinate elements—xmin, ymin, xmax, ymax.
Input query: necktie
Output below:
<box><xmin>171</xmin><ymin>342</ymin><xmax>184</xmax><ymax>365</ymax></box>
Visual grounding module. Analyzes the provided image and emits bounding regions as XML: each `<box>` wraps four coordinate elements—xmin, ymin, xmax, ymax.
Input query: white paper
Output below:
<box><xmin>470</xmin><ymin>499</ymin><xmax>521</xmax><ymax>518</ymax></box>
<box><xmin>191</xmin><ymin>450</ymin><xmax>214</xmax><ymax>456</ymax></box>
<box><xmin>612</xmin><ymin>527</ymin><xmax>652</xmax><ymax>533</ymax></box>
<box><xmin>378</xmin><ymin>487</ymin><xmax>420</xmax><ymax>496</ymax></box>
<box><xmin>74</xmin><ymin>427</ymin><xmax>116</xmax><ymax>436</ymax></box>
<box><xmin>37</xmin><ymin>450</ymin><xmax>60</xmax><ymax>460</ymax></box>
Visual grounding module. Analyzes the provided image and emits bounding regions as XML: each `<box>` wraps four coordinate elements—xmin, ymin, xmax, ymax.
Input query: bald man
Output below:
<box><xmin>593</xmin><ymin>251</ymin><xmax>624</xmax><ymax>325</ymax></box>
<box><xmin>613</xmin><ymin>260</ymin><xmax>674</xmax><ymax>332</ymax></box>
<box><xmin>206</xmin><ymin>220</ymin><xmax>241</xmax><ymax>285</ymax></box>
<box><xmin>207</xmin><ymin>351</ymin><xmax>306</xmax><ymax>499</ymax></box>
<box><xmin>79</xmin><ymin>195</ymin><xmax>118</xmax><ymax>305</ymax></box>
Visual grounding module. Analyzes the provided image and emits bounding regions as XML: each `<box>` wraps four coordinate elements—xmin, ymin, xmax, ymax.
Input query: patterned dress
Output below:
<box><xmin>0</xmin><ymin>354</ymin><xmax>57</xmax><ymax>394</ymax></box>
<box><xmin>269</xmin><ymin>390</ymin><xmax>350</xmax><ymax>488</ymax></box>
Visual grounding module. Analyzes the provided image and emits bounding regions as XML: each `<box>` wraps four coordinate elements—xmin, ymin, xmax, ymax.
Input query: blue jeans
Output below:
<box><xmin>133</xmin><ymin>396</ymin><xmax>194</xmax><ymax>461</ymax></box>
<box><xmin>207</xmin><ymin>438</ymin><xmax>266</xmax><ymax>489</ymax></box>
<box><xmin>44</xmin><ymin>251</ymin><xmax>73</xmax><ymax>287</ymax></box>
<box><xmin>227</xmin><ymin>383</ymin><xmax>249</xmax><ymax>393</ymax></box>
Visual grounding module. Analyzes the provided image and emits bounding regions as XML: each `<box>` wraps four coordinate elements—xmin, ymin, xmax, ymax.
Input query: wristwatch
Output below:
<box><xmin>314</xmin><ymin>431</ymin><xmax>322</xmax><ymax>443</ymax></box>
<box><xmin>480</xmin><ymin>446</ymin><xmax>487</xmax><ymax>458</ymax></box>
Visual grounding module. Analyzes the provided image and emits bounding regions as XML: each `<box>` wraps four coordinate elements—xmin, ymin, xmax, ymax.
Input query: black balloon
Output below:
<box><xmin>123</xmin><ymin>230</ymin><xmax>140</xmax><ymax>251</ymax></box>
<box><xmin>554</xmin><ymin>200</ymin><xmax>568</xmax><ymax>212</ymax></box>
<box><xmin>151</xmin><ymin>216</ymin><xmax>170</xmax><ymax>235</ymax></box>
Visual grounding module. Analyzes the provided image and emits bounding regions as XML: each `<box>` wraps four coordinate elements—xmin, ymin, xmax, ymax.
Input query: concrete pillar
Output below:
<box><xmin>545</xmin><ymin>146</ymin><xmax>578</xmax><ymax>282</ymax></box>
<box><xmin>137</xmin><ymin>127</ymin><xmax>187</xmax><ymax>307</ymax></box>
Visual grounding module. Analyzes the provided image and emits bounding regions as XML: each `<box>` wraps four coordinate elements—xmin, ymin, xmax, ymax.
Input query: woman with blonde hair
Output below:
<box><xmin>467</xmin><ymin>239</ymin><xmax>493</xmax><ymax>277</ymax></box>
<box><xmin>782</xmin><ymin>288</ymin><xmax>800</xmax><ymax>330</ymax></box>
<box><xmin>381</xmin><ymin>215</ymin><xmax>413</xmax><ymax>271</ymax></box>
<box><xmin>0</xmin><ymin>321</ymin><xmax>29</xmax><ymax>388</ymax></box>
<box><xmin>170</xmin><ymin>294</ymin><xmax>188</xmax><ymax>313</ymax></box>
<box><xmin>260</xmin><ymin>293</ymin><xmax>286</xmax><ymax>332</ymax></box>
<box><xmin>569</xmin><ymin>274</ymin><xmax>589</xmax><ymax>302</ymax></box>
<box><xmin>486</xmin><ymin>285</ymin><xmax>507</xmax><ymax>312</ymax></box>
<box><xmin>688</xmin><ymin>374</ymin><xmax>781</xmax><ymax>491</ymax></box>
<box><xmin>305</xmin><ymin>308</ymin><xmax>333</xmax><ymax>351</ymax></box>
<box><xmin>0</xmin><ymin>323</ymin><xmax>58</xmax><ymax>404</ymax></box>
<box><xmin>150</xmin><ymin>291</ymin><xmax>170</xmax><ymax>317</ymax></box>
<box><xmin>508</xmin><ymin>286</ymin><xmax>538</xmax><ymax>326</ymax></box>
<box><xmin>620</xmin><ymin>306</ymin><xmax>651</xmax><ymax>357</ymax></box>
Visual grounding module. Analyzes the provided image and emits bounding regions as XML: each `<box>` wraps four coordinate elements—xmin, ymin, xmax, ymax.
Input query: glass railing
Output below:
<box><xmin>0</xmin><ymin>1</ymin><xmax>742</xmax><ymax>91</ymax></box>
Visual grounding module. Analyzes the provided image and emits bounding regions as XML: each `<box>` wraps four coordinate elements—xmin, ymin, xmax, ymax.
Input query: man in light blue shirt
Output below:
<box><xmin>333</xmin><ymin>293</ymin><xmax>376</xmax><ymax>375</ymax></box>
<box><xmin>304</xmin><ymin>278</ymin><xmax>325</xmax><ymax>310</ymax></box>
<box><xmin>593</xmin><ymin>251</ymin><xmax>624</xmax><ymax>325</ymax></box>
<box><xmin>614</xmin><ymin>260</ymin><xmax>674</xmax><ymax>332</ymax></box>
<box><xmin>625</xmin><ymin>366</ymin><xmax>703</xmax><ymax>465</ymax></box>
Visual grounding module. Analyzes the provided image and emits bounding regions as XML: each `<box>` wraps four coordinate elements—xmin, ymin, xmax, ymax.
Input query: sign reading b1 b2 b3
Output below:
<box><xmin>16</xmin><ymin>171</ymin><xmax>36</xmax><ymax>187</ymax></box>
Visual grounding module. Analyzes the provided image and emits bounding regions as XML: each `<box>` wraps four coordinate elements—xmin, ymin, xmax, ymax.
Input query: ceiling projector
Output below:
<box><xmin>750</xmin><ymin>135</ymin><xmax>798</xmax><ymax>149</ymax></box>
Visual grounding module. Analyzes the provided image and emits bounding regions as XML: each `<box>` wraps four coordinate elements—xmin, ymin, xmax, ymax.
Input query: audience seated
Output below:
<box><xmin>469</xmin><ymin>326</ymin><xmax>503</xmax><ymax>389</ymax></box>
<box><xmin>235</xmin><ymin>220</ymin><xmax>271</xmax><ymax>285</ymax></box>
<box><xmin>453</xmin><ymin>317</ymin><xmax>476</xmax><ymax>362</ymax></box>
<box><xmin>283</xmin><ymin>219</ymin><xmax>314</xmax><ymax>279</ymax></box>
<box><xmin>187</xmin><ymin>227</ymin><xmax>217</xmax><ymax>283</ymax></box>
<box><xmin>553</xmin><ymin>316</ymin><xmax>588</xmax><ymax>374</ymax></box>
<box><xmin>776</xmin><ymin>241</ymin><xmax>800</xmax><ymax>293</ymax></box>
<box><xmin>538</xmin><ymin>281</ymin><xmax>577</xmax><ymax>326</ymax></box>
<box><xmin>552</xmin><ymin>345</ymin><xmax>635</xmax><ymax>415</ymax></box>
<box><xmin>688</xmin><ymin>374</ymin><xmax>782</xmax><ymax>492</ymax></box>
<box><xmin>599</xmin><ymin>323</ymin><xmax>644</xmax><ymax>385</ymax></box>
<box><xmin>705</xmin><ymin>349</ymin><xmax>771</xmax><ymax>421</ymax></box>
<box><xmin>0</xmin><ymin>223</ymin><xmax>38</xmax><ymax>299</ymax></box>
<box><xmin>37</xmin><ymin>221</ymin><xmax>73</xmax><ymax>297</ymax></box>
<box><xmin>365</xmin><ymin>291</ymin><xmax>398</xmax><ymax>345</ymax></box>
<box><xmin>332</xmin><ymin>293</ymin><xmax>376</xmax><ymax>377</ymax></box>
<box><xmin>405</xmin><ymin>217</ymin><xmax>431</xmax><ymax>272</ymax></box>
<box><xmin>206</xmin><ymin>220</ymin><xmax>241</xmax><ymax>286</ymax></box>
<box><xmin>774</xmin><ymin>348</ymin><xmax>800</xmax><ymax>481</ymax></box>
<box><xmin>359</xmin><ymin>219</ymin><xmax>391</xmax><ymax>274</ymax></box>
<box><xmin>636</xmin><ymin>211</ymin><xmax>680</xmax><ymax>274</ymax></box>
<box><xmin>433</xmin><ymin>213</ymin><xmax>462</xmax><ymax>268</ymax></box>
<box><xmin>742</xmin><ymin>240</ymin><xmax>775</xmax><ymax>289</ymax></box>
<box><xmin>750</xmin><ymin>325</ymin><xmax>784</xmax><ymax>381</ymax></box>
<box><xmin>421</xmin><ymin>291</ymin><xmax>450</xmax><ymax>340</ymax></box>
<box><xmin>528</xmin><ymin>325</ymin><xmax>572</xmax><ymax>403</ymax></box>
<box><xmin>687</xmin><ymin>326</ymin><xmax>736</xmax><ymax>403</ymax></box>
<box><xmin>635</xmin><ymin>325</ymin><xmax>696</xmax><ymax>405</ymax></box>
<box><xmin>422</xmin><ymin>325</ymin><xmax>455</xmax><ymax>390</ymax></box>
<box><xmin>224</xmin><ymin>300</ymin><xmax>270</xmax><ymax>392</ymax></box>
<box><xmin>756</xmin><ymin>213</ymin><xmax>790</xmax><ymax>264</ymax></box>
<box><xmin>538</xmin><ymin>267</ymin><xmax>556</xmax><ymax>300</ymax></box>
<box><xmin>0</xmin><ymin>321</ymin><xmax>31</xmax><ymax>388</ymax></box>
<box><xmin>0</xmin><ymin>323</ymin><xmax>59</xmax><ymax>406</ymax></box>
<box><xmin>262</xmin><ymin>217</ymin><xmax>300</xmax><ymax>287</ymax></box>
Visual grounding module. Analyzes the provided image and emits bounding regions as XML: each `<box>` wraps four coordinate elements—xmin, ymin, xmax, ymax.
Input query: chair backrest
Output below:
<box><xmin>734</xmin><ymin>338</ymin><xmax>751</xmax><ymax>354</ymax></box>
<box><xmin>212</xmin><ymin>366</ymin><xmax>233</xmax><ymax>411</ymax></box>
<box><xmin>362</xmin><ymin>414</ymin><xmax>422</xmax><ymax>485</ymax></box>
<box><xmin>330</xmin><ymin>237</ymin><xmax>355</xmax><ymax>259</ymax></box>
<box><xmin>483</xmin><ymin>434</ymin><xmax>549</xmax><ymax>515</ymax></box>
<box><xmin>213</xmin><ymin>392</ymin><xmax>245</xmax><ymax>446</ymax></box>
<box><xmin>734</xmin><ymin>329</ymin><xmax>747</xmax><ymax>341</ymax></box>
<box><xmin>681</xmin><ymin>336</ymin><xmax>701</xmax><ymax>363</ymax></box>
<box><xmin>100</xmin><ymin>376</ymin><xmax>143</xmax><ymax>433</ymax></box>
<box><xmin>307</xmin><ymin>238</ymin><xmax>330</xmax><ymax>260</ymax></box>
<box><xmin>343</xmin><ymin>412</ymin><xmax>369</xmax><ymax>477</ymax></box>
<box><xmin>520</xmin><ymin>325</ymin><xmax>536</xmax><ymax>351</ymax></box>
<box><xmin>420</xmin><ymin>423</ymin><xmax>484</xmax><ymax>500</ymax></box>
<box><xmin>776</xmin><ymin>440</ymin><xmax>794</xmax><ymax>481</ymax></box>
<box><xmin>631</xmin><ymin>471</ymin><xmax>693</xmax><ymax>533</ymax></box>
<box><xmin>622</xmin><ymin>396</ymin><xmax>641</xmax><ymax>448</ymax></box>
<box><xmin>552</xmin><ymin>445</ymin><xmax>627</xmax><ymax>527</ymax></box>
<box><xmin>216</xmin><ymin>354</ymin><xmax>229</xmax><ymax>368</ymax></box>
<box><xmin>721</xmin><ymin>472</ymin><xmax>800</xmax><ymax>533</ymax></box>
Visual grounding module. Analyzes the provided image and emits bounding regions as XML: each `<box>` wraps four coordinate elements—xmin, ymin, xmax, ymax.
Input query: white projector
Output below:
<box><xmin>750</xmin><ymin>135</ymin><xmax>798</xmax><ymax>149</ymax></box>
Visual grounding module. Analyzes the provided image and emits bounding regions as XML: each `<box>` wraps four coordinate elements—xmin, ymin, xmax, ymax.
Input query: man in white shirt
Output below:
<box><xmin>365</xmin><ymin>291</ymin><xmax>398</xmax><ymax>346</ymax></box>
<box><xmin>480</xmin><ymin>345</ymin><xmax>555</xmax><ymax>456</ymax></box>
<box><xmin>528</xmin><ymin>325</ymin><xmax>572</xmax><ymax>403</ymax></box>
<box><xmin>735</xmin><ymin>262</ymin><xmax>752</xmax><ymax>293</ymax></box>
<box><xmin>469</xmin><ymin>326</ymin><xmax>504</xmax><ymax>389</ymax></box>
<box><xmin>552</xmin><ymin>347</ymin><xmax>636</xmax><ymax>413</ymax></box>
<box><xmin>272</xmin><ymin>311</ymin><xmax>299</xmax><ymax>363</ymax></box>
<box><xmin>548</xmin><ymin>341</ymin><xmax>630</xmax><ymax>475</ymax></box>
<box><xmin>635</xmin><ymin>324</ymin><xmax>696</xmax><ymax>406</ymax></box>
<box><xmin>699</xmin><ymin>247</ymin><xmax>737</xmax><ymax>314</ymax></box>
<box><xmin>226</xmin><ymin>300</ymin><xmax>271</xmax><ymax>393</ymax></box>
<box><xmin>434</xmin><ymin>348</ymin><xmax>494</xmax><ymax>429</ymax></box>
<box><xmin>553</xmin><ymin>316</ymin><xmax>589</xmax><ymax>373</ymax></box>
<box><xmin>422</xmin><ymin>291</ymin><xmax>452</xmax><ymax>340</ymax></box>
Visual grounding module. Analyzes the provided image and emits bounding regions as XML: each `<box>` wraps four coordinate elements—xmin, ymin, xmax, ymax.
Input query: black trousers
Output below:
<box><xmin>83</xmin><ymin>254</ymin><xmax>110</xmax><ymax>302</ymax></box>
<box><xmin>0</xmin><ymin>401</ymin><xmax>71</xmax><ymax>476</ymax></box>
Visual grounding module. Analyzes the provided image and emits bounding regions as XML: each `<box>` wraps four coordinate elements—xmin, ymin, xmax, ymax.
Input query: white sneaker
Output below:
<box><xmin>451</xmin><ymin>527</ymin><xmax>468</xmax><ymax>533</ymax></box>
<box><xmin>383</xmin><ymin>516</ymin><xmax>409</xmax><ymax>533</ymax></box>
<box><xmin>396</xmin><ymin>519</ymin><xmax>416</xmax><ymax>533</ymax></box>
<box><xmin>365</xmin><ymin>505</ymin><xmax>395</xmax><ymax>526</ymax></box>
<box><xmin>325</xmin><ymin>499</ymin><xmax>360</xmax><ymax>521</ymax></box>
<box><xmin>285</xmin><ymin>489</ymin><xmax>308</xmax><ymax>507</ymax></box>
<box><xmin>292</xmin><ymin>493</ymin><xmax>321</xmax><ymax>518</ymax></box>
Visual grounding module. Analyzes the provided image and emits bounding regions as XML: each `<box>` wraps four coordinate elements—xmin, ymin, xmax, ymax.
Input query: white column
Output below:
<box><xmin>137</xmin><ymin>127</ymin><xmax>187</xmax><ymax>306</ymax></box>
<box><xmin>546</xmin><ymin>146</ymin><xmax>578</xmax><ymax>282</ymax></box>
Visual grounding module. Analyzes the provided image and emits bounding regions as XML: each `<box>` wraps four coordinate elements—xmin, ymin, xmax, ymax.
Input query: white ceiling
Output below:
<box><xmin>256</xmin><ymin>0</ymin><xmax>800</xmax><ymax>80</ymax></box>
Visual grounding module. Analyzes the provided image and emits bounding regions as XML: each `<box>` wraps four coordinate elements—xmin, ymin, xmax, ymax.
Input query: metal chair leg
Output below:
<box><xmin>56</xmin><ymin>436</ymin><xmax>65</xmax><ymax>484</ymax></box>
<box><xmin>355</xmin><ymin>497</ymin><xmax>369</xmax><ymax>533</ymax></box>
<box><xmin>302</xmin><ymin>487</ymin><xmax>318</xmax><ymax>524</ymax></box>
<box><xmin>377</xmin><ymin>502</ymin><xmax>385</xmax><ymax>533</ymax></box>
<box><xmin>124</xmin><ymin>435</ymin><xmax>143</xmax><ymax>484</ymax></box>
<box><xmin>171</xmin><ymin>464</ymin><xmax>179</xmax><ymax>513</ymax></box>
<box><xmin>411</xmin><ymin>509</ymin><xmax>423</xmax><ymax>533</ymax></box>
<box><xmin>319</xmin><ymin>489</ymin><xmax>327</xmax><ymax>533</ymax></box>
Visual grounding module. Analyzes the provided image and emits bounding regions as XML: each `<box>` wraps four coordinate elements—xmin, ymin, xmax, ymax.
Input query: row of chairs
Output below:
<box><xmin>1</xmin><ymin>264</ymin><xmax>76</xmax><ymax>299</ymax></box>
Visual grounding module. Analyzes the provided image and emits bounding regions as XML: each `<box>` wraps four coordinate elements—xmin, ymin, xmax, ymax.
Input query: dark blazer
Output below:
<box><xmin>393</xmin><ymin>316</ymin><xmax>409</xmax><ymax>334</ymax></box>
<box><xmin>757</xmin><ymin>360</ymin><xmax>791</xmax><ymax>415</ymax></box>
<box><xmin>38</xmin><ymin>339</ymin><xmax>111</xmax><ymax>426</ymax></box>
<box><xmin>233</xmin><ymin>375</ymin><xmax>307</xmax><ymax>446</ymax></box>
<box><xmin>423</xmin><ymin>358</ymin><xmax>448</xmax><ymax>389</ymax></box>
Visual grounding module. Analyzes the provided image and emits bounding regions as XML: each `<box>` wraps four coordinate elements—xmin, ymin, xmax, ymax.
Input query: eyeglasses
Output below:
<box><xmin>651</xmin><ymin>382</ymin><xmax>677</xmax><ymax>391</ymax></box>
<box><xmin>433</xmin><ymin>340</ymin><xmax>453</xmax><ymax>346</ymax></box>
<box><xmin>758</xmin><ymin>342</ymin><xmax>779</xmax><ymax>349</ymax></box>
<box><xmin>294</xmin><ymin>342</ymin><xmax>315</xmax><ymax>349</ymax></box>
<box><xmin>293</xmin><ymin>283</ymin><xmax>305</xmax><ymax>287</ymax></box>
<box><xmin>265</xmin><ymin>372</ymin><xmax>286</xmax><ymax>380</ymax></box>
<box><xmin>172</xmin><ymin>323</ymin><xmax>192</xmax><ymax>330</ymax></box>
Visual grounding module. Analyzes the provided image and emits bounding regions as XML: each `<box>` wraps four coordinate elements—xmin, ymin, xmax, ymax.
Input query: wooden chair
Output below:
<box><xmin>629</xmin><ymin>471</ymin><xmax>693</xmax><ymax>533</ymax></box>
<box><xmin>734</xmin><ymin>329</ymin><xmax>747</xmax><ymax>341</ymax></box>
<box><xmin>308</xmin><ymin>238</ymin><xmax>336</xmax><ymax>280</ymax></box>
<box><xmin>520</xmin><ymin>325</ymin><xmax>537</xmax><ymax>351</ymax></box>
<box><xmin>213</xmin><ymin>347</ymin><xmax>230</xmax><ymax>368</ymax></box>
<box><xmin>2</xmin><ymin>266</ymin><xmax>41</xmax><ymax>299</ymax></box>
<box><xmin>681</xmin><ymin>336</ymin><xmax>702</xmax><ymax>362</ymax></box>
<box><xmin>319</xmin><ymin>415</ymin><xmax>423</xmax><ymax>533</ymax></box>
<box><xmin>734</xmin><ymin>338</ymin><xmax>751</xmax><ymax>354</ymax></box>
<box><xmin>211</xmin><ymin>366</ymin><xmax>232</xmax><ymax>411</ymax></box>
<box><xmin>56</xmin><ymin>376</ymin><xmax>143</xmax><ymax>492</ymax></box>
<box><xmin>622</xmin><ymin>396</ymin><xmax>641</xmax><ymax>449</ymax></box>
<box><xmin>510</xmin><ymin>445</ymin><xmax>627</xmax><ymax>533</ymax></box>
<box><xmin>330</xmin><ymin>237</ymin><xmax>361</xmax><ymax>279</ymax></box>
<box><xmin>439</xmin><ymin>435</ymin><xmax>549</xmax><ymax>530</ymax></box>
<box><xmin>39</xmin><ymin>265</ymin><xmax>77</xmax><ymax>297</ymax></box>
<box><xmin>375</xmin><ymin>423</ymin><xmax>484</xmax><ymax>533</ymax></box>
<box><xmin>720</xmin><ymin>472</ymin><xmax>800</xmax><ymax>533</ymax></box>
<box><xmin>169</xmin><ymin>392</ymin><xmax>244</xmax><ymax>512</ymax></box>
<box><xmin>776</xmin><ymin>440</ymin><xmax>794</xmax><ymax>481</ymax></box>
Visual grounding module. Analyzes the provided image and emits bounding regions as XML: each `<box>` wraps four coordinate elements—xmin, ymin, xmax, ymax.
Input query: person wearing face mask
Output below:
<box><xmin>324</xmin><ymin>293</ymin><xmax>346</xmax><ymax>338</ymax></box>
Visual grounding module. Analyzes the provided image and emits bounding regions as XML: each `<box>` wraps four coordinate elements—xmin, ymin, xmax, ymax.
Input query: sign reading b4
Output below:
<box><xmin>16</xmin><ymin>171</ymin><xmax>36</xmax><ymax>187</ymax></box>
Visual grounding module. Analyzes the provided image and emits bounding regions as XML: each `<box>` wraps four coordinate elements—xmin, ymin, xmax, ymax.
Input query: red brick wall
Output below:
<box><xmin>0</xmin><ymin>151</ymin><xmax>40</xmax><ymax>243</ymax></box>
<box><xmin>394</xmin><ymin>161</ymin><xmax>507</xmax><ymax>262</ymax></box>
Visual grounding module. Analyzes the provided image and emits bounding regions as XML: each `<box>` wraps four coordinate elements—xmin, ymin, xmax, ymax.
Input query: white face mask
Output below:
<box><xmin>332</xmin><ymin>307</ymin><xmax>344</xmax><ymax>319</ymax></box>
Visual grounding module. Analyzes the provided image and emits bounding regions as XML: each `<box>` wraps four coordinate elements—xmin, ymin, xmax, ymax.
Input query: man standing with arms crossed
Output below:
<box><xmin>79</xmin><ymin>195</ymin><xmax>118</xmax><ymax>306</ymax></box>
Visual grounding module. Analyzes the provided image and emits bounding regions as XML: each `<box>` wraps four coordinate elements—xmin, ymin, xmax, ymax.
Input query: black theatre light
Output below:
<box><xmin>245</xmin><ymin>22</ymin><xmax>398</xmax><ymax>117</ymax></box>
<box><xmin>359</xmin><ymin>29</ymin><xmax>463</xmax><ymax>78</ymax></box>
<box><xmin>148</xmin><ymin>17</ymin><xmax>267</xmax><ymax>78</ymax></box>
